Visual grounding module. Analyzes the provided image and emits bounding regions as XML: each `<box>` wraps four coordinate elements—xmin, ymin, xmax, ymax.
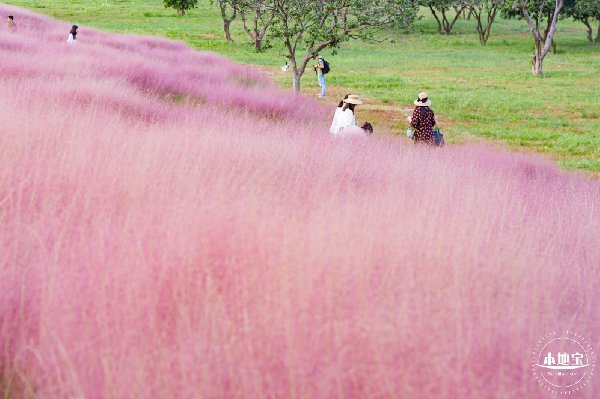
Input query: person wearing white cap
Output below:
<box><xmin>407</xmin><ymin>92</ymin><xmax>436</xmax><ymax>144</ymax></box>
<box><xmin>329</xmin><ymin>94</ymin><xmax>363</xmax><ymax>135</ymax></box>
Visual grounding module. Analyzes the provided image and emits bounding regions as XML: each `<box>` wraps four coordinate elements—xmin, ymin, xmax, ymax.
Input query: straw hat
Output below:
<box><xmin>343</xmin><ymin>95</ymin><xmax>363</xmax><ymax>105</ymax></box>
<box><xmin>414</xmin><ymin>92</ymin><xmax>432</xmax><ymax>107</ymax></box>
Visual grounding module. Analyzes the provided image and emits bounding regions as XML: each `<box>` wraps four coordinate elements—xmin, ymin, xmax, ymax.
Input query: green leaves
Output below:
<box><xmin>163</xmin><ymin>0</ymin><xmax>198</xmax><ymax>15</ymax></box>
<box><xmin>270</xmin><ymin>0</ymin><xmax>418</xmax><ymax>56</ymax></box>
<box><xmin>571</xmin><ymin>0</ymin><xmax>600</xmax><ymax>19</ymax></box>
<box><xmin>236</xmin><ymin>0</ymin><xmax>419</xmax><ymax>90</ymax></box>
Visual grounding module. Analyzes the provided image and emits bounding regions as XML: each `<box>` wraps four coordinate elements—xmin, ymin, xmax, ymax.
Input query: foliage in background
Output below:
<box><xmin>212</xmin><ymin>0</ymin><xmax>238</xmax><ymax>42</ymax></box>
<box><xmin>164</xmin><ymin>0</ymin><xmax>199</xmax><ymax>16</ymax></box>
<box><xmin>503</xmin><ymin>0</ymin><xmax>562</xmax><ymax>53</ymax></box>
<box><xmin>421</xmin><ymin>0</ymin><xmax>472</xmax><ymax>34</ymax></box>
<box><xmin>565</xmin><ymin>0</ymin><xmax>600</xmax><ymax>42</ymax></box>
<box><xmin>269</xmin><ymin>0</ymin><xmax>419</xmax><ymax>92</ymax></box>
<box><xmin>505</xmin><ymin>0</ymin><xmax>565</xmax><ymax>75</ymax></box>
<box><xmin>238</xmin><ymin>0</ymin><xmax>275</xmax><ymax>51</ymax></box>
<box><xmin>469</xmin><ymin>0</ymin><xmax>506</xmax><ymax>44</ymax></box>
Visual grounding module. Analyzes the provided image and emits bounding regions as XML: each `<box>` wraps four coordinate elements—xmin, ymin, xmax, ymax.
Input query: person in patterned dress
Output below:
<box><xmin>407</xmin><ymin>92</ymin><xmax>436</xmax><ymax>145</ymax></box>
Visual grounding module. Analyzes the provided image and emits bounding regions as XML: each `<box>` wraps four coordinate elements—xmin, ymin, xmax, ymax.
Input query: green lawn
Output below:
<box><xmin>8</xmin><ymin>0</ymin><xmax>600</xmax><ymax>173</ymax></box>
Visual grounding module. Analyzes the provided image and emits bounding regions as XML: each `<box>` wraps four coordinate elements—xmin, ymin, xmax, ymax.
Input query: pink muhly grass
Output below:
<box><xmin>1</xmin><ymin>4</ymin><xmax>599</xmax><ymax>398</ymax></box>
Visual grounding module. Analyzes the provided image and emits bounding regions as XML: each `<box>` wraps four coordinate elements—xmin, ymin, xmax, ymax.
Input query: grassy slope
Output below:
<box><xmin>7</xmin><ymin>0</ymin><xmax>600</xmax><ymax>173</ymax></box>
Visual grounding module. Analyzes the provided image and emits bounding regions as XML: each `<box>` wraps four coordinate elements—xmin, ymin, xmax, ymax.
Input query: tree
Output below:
<box><xmin>164</xmin><ymin>0</ymin><xmax>198</xmax><ymax>16</ymax></box>
<box><xmin>455</xmin><ymin>6</ymin><xmax>474</xmax><ymax>19</ymax></box>
<box><xmin>505</xmin><ymin>0</ymin><xmax>564</xmax><ymax>54</ymax></box>
<box><xmin>239</xmin><ymin>0</ymin><xmax>276</xmax><ymax>51</ymax></box>
<box><xmin>422</xmin><ymin>0</ymin><xmax>470</xmax><ymax>34</ymax></box>
<box><xmin>567</xmin><ymin>0</ymin><xmax>600</xmax><ymax>42</ymax></box>
<box><xmin>470</xmin><ymin>0</ymin><xmax>505</xmax><ymax>45</ymax></box>
<box><xmin>213</xmin><ymin>0</ymin><xmax>238</xmax><ymax>43</ymax></box>
<box><xmin>512</xmin><ymin>0</ymin><xmax>565</xmax><ymax>76</ymax></box>
<box><xmin>269</xmin><ymin>0</ymin><xmax>418</xmax><ymax>93</ymax></box>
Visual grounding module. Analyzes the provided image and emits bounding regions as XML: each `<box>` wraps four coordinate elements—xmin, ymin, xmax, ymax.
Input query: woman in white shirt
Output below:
<box><xmin>329</xmin><ymin>94</ymin><xmax>362</xmax><ymax>135</ymax></box>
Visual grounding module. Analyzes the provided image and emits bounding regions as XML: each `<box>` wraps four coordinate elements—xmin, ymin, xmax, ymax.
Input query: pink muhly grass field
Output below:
<box><xmin>1</xmin><ymin>4</ymin><xmax>599</xmax><ymax>398</ymax></box>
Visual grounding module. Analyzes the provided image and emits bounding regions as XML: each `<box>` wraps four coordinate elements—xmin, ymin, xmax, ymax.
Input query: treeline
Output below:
<box><xmin>424</xmin><ymin>1</ymin><xmax>598</xmax><ymax>42</ymax></box>
<box><xmin>422</xmin><ymin>0</ymin><xmax>599</xmax><ymax>74</ymax></box>
<box><xmin>163</xmin><ymin>0</ymin><xmax>599</xmax><ymax>88</ymax></box>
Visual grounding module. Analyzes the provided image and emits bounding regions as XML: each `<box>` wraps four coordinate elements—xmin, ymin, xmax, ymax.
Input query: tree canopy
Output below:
<box><xmin>565</xmin><ymin>0</ymin><xmax>600</xmax><ymax>42</ymax></box>
<box><xmin>164</xmin><ymin>0</ymin><xmax>198</xmax><ymax>16</ymax></box>
<box><xmin>269</xmin><ymin>0</ymin><xmax>418</xmax><ymax>92</ymax></box>
<box><xmin>469</xmin><ymin>0</ymin><xmax>506</xmax><ymax>44</ymax></box>
<box><xmin>421</xmin><ymin>0</ymin><xmax>472</xmax><ymax>34</ymax></box>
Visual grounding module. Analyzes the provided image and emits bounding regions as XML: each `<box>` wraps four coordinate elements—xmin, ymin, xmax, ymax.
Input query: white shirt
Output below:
<box><xmin>329</xmin><ymin>107</ymin><xmax>356</xmax><ymax>135</ymax></box>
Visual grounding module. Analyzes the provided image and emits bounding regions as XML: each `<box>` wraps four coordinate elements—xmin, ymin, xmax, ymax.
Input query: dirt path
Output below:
<box><xmin>259</xmin><ymin>65</ymin><xmax>479</xmax><ymax>144</ymax></box>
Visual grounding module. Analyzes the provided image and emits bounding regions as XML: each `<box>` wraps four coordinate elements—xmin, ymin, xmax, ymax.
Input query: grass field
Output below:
<box><xmin>5</xmin><ymin>0</ymin><xmax>600</xmax><ymax>173</ymax></box>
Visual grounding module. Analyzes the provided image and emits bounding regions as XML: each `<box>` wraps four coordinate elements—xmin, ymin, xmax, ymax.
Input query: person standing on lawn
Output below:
<box><xmin>313</xmin><ymin>53</ymin><xmax>326</xmax><ymax>98</ymax></box>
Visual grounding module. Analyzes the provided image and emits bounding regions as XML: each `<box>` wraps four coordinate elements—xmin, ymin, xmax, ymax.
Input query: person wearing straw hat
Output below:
<box><xmin>329</xmin><ymin>94</ymin><xmax>363</xmax><ymax>135</ymax></box>
<box><xmin>407</xmin><ymin>92</ymin><xmax>436</xmax><ymax>144</ymax></box>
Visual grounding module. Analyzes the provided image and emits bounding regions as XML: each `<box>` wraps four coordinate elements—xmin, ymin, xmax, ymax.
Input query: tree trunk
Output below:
<box><xmin>252</xmin><ymin>18</ymin><xmax>267</xmax><ymax>52</ymax></box>
<box><xmin>482</xmin><ymin>8</ymin><xmax>498</xmax><ymax>45</ymax></box>
<box><xmin>224</xmin><ymin>20</ymin><xmax>234</xmax><ymax>43</ymax></box>
<box><xmin>521</xmin><ymin>0</ymin><xmax>563</xmax><ymax>77</ymax></box>
<box><xmin>292</xmin><ymin>72</ymin><xmax>301</xmax><ymax>93</ymax></box>
<box><xmin>178</xmin><ymin>9</ymin><xmax>185</xmax><ymax>16</ymax></box>
<box><xmin>532</xmin><ymin>40</ymin><xmax>543</xmax><ymax>76</ymax></box>
<box><xmin>240</xmin><ymin>8</ymin><xmax>273</xmax><ymax>52</ymax></box>
<box><xmin>218</xmin><ymin>0</ymin><xmax>236</xmax><ymax>43</ymax></box>
<box><xmin>440</xmin><ymin>6</ymin><xmax>464</xmax><ymax>35</ymax></box>
<box><xmin>581</xmin><ymin>18</ymin><xmax>593</xmax><ymax>43</ymax></box>
<box><xmin>542</xmin><ymin>28</ymin><xmax>557</xmax><ymax>53</ymax></box>
<box><xmin>472</xmin><ymin>7</ymin><xmax>488</xmax><ymax>45</ymax></box>
<box><xmin>254</xmin><ymin>13</ymin><xmax>274</xmax><ymax>52</ymax></box>
<box><xmin>441</xmin><ymin>8</ymin><xmax>451</xmax><ymax>34</ymax></box>
<box><xmin>429</xmin><ymin>6</ymin><xmax>443</xmax><ymax>34</ymax></box>
<box><xmin>454</xmin><ymin>6</ymin><xmax>463</xmax><ymax>19</ymax></box>
<box><xmin>542</xmin><ymin>9</ymin><xmax>559</xmax><ymax>54</ymax></box>
<box><xmin>474</xmin><ymin>10</ymin><xmax>485</xmax><ymax>45</ymax></box>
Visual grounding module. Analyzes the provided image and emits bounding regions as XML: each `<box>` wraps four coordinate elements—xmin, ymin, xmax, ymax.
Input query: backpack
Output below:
<box><xmin>321</xmin><ymin>58</ymin><xmax>330</xmax><ymax>74</ymax></box>
<box><xmin>432</xmin><ymin>127</ymin><xmax>445</xmax><ymax>146</ymax></box>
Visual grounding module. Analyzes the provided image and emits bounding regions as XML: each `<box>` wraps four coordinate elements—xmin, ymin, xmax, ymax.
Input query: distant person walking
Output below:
<box><xmin>67</xmin><ymin>25</ymin><xmax>78</xmax><ymax>44</ymax></box>
<box><xmin>313</xmin><ymin>53</ymin><xmax>326</xmax><ymax>98</ymax></box>
<box><xmin>6</xmin><ymin>16</ymin><xmax>17</xmax><ymax>33</ymax></box>
<box><xmin>330</xmin><ymin>94</ymin><xmax>363</xmax><ymax>135</ymax></box>
<box><xmin>407</xmin><ymin>92</ymin><xmax>436</xmax><ymax>145</ymax></box>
